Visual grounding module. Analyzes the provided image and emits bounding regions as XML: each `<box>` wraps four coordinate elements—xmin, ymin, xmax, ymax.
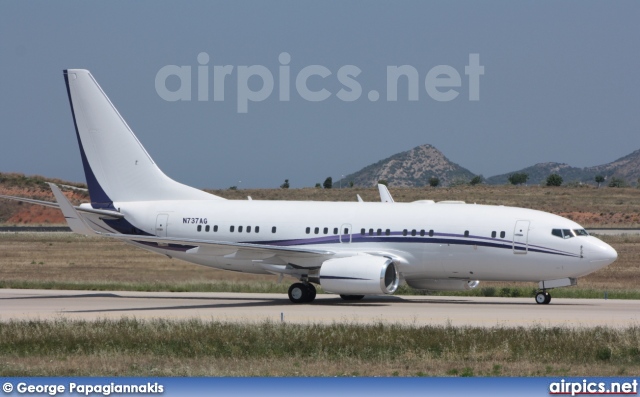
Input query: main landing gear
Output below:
<box><xmin>288</xmin><ymin>282</ymin><xmax>317</xmax><ymax>304</ymax></box>
<box><xmin>535</xmin><ymin>290</ymin><xmax>552</xmax><ymax>304</ymax></box>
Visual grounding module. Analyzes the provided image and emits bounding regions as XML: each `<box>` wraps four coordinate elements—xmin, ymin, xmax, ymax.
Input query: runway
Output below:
<box><xmin>1</xmin><ymin>289</ymin><xmax>639</xmax><ymax>328</ymax></box>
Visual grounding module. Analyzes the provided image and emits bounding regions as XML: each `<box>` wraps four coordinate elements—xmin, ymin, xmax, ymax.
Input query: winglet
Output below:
<box><xmin>377</xmin><ymin>184</ymin><xmax>394</xmax><ymax>203</ymax></box>
<box><xmin>357</xmin><ymin>194</ymin><xmax>364</xmax><ymax>203</ymax></box>
<box><xmin>48</xmin><ymin>183</ymin><xmax>96</xmax><ymax>236</ymax></box>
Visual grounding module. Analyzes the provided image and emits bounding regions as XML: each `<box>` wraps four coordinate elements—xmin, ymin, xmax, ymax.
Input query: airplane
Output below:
<box><xmin>0</xmin><ymin>69</ymin><xmax>618</xmax><ymax>305</ymax></box>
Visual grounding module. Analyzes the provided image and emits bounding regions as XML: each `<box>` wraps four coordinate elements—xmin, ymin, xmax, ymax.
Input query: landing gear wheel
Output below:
<box><xmin>288</xmin><ymin>283</ymin><xmax>308</xmax><ymax>304</ymax></box>
<box><xmin>535</xmin><ymin>291</ymin><xmax>551</xmax><ymax>305</ymax></box>
<box><xmin>340</xmin><ymin>294</ymin><xmax>365</xmax><ymax>301</ymax></box>
<box><xmin>305</xmin><ymin>283</ymin><xmax>317</xmax><ymax>303</ymax></box>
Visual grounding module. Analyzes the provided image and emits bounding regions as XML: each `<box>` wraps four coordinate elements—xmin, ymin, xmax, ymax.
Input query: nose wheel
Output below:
<box><xmin>535</xmin><ymin>291</ymin><xmax>551</xmax><ymax>304</ymax></box>
<box><xmin>288</xmin><ymin>282</ymin><xmax>317</xmax><ymax>304</ymax></box>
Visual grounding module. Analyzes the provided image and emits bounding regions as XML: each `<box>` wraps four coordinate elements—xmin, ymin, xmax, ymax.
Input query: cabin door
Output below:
<box><xmin>339</xmin><ymin>223</ymin><xmax>352</xmax><ymax>243</ymax></box>
<box><xmin>156</xmin><ymin>214</ymin><xmax>169</xmax><ymax>237</ymax></box>
<box><xmin>513</xmin><ymin>220</ymin><xmax>530</xmax><ymax>254</ymax></box>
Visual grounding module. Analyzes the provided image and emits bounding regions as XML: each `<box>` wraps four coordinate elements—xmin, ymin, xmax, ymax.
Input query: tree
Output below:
<box><xmin>377</xmin><ymin>179</ymin><xmax>388</xmax><ymax>187</ymax></box>
<box><xmin>429</xmin><ymin>177</ymin><xmax>440</xmax><ymax>187</ymax></box>
<box><xmin>470</xmin><ymin>175</ymin><xmax>483</xmax><ymax>186</ymax></box>
<box><xmin>314</xmin><ymin>183</ymin><xmax>322</xmax><ymax>189</ymax></box>
<box><xmin>280</xmin><ymin>179</ymin><xmax>290</xmax><ymax>189</ymax></box>
<box><xmin>228</xmin><ymin>186</ymin><xmax>237</xmax><ymax>190</ymax></box>
<box><xmin>546</xmin><ymin>174</ymin><xmax>563</xmax><ymax>187</ymax></box>
<box><xmin>323</xmin><ymin>177</ymin><xmax>333</xmax><ymax>189</ymax></box>
<box><xmin>508</xmin><ymin>173</ymin><xmax>529</xmax><ymax>185</ymax></box>
<box><xmin>608</xmin><ymin>177</ymin><xmax>627</xmax><ymax>188</ymax></box>
<box><xmin>595</xmin><ymin>175</ymin><xmax>605</xmax><ymax>188</ymax></box>
<box><xmin>349</xmin><ymin>181</ymin><xmax>354</xmax><ymax>188</ymax></box>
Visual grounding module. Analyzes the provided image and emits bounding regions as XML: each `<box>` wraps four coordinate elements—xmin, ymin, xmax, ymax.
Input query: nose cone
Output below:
<box><xmin>587</xmin><ymin>237</ymin><xmax>618</xmax><ymax>267</ymax></box>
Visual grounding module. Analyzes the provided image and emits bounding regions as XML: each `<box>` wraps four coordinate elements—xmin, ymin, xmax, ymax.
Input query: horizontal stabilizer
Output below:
<box><xmin>0</xmin><ymin>194</ymin><xmax>60</xmax><ymax>209</ymax></box>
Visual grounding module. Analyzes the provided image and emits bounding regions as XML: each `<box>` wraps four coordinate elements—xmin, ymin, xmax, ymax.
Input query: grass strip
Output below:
<box><xmin>0</xmin><ymin>319</ymin><xmax>639</xmax><ymax>376</ymax></box>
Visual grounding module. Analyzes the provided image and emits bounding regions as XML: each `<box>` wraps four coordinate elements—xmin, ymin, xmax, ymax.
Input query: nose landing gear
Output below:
<box><xmin>535</xmin><ymin>290</ymin><xmax>551</xmax><ymax>304</ymax></box>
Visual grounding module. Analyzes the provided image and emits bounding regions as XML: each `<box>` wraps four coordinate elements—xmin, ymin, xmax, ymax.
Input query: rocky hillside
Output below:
<box><xmin>335</xmin><ymin>144</ymin><xmax>477</xmax><ymax>187</ymax></box>
<box><xmin>486</xmin><ymin>149</ymin><xmax>640</xmax><ymax>185</ymax></box>
<box><xmin>0</xmin><ymin>173</ymin><xmax>87</xmax><ymax>224</ymax></box>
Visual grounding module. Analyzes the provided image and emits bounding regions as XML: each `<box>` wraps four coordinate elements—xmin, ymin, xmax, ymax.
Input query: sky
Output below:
<box><xmin>1</xmin><ymin>1</ymin><xmax>639</xmax><ymax>189</ymax></box>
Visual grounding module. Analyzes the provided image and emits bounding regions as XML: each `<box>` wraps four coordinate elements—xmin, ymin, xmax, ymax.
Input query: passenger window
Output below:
<box><xmin>377</xmin><ymin>229</ymin><xmax>382</xmax><ymax>236</ymax></box>
<box><xmin>197</xmin><ymin>225</ymin><xmax>202</xmax><ymax>232</ymax></box>
<box><xmin>403</xmin><ymin>229</ymin><xmax>408</xmax><ymax>236</ymax></box>
<box><xmin>314</xmin><ymin>227</ymin><xmax>319</xmax><ymax>234</ymax></box>
<box><xmin>238</xmin><ymin>226</ymin><xmax>243</xmax><ymax>233</ymax></box>
<box><xmin>491</xmin><ymin>231</ymin><xmax>496</xmax><ymax>238</ymax></box>
<box><xmin>500</xmin><ymin>231</ymin><xmax>505</xmax><ymax>238</ymax></box>
<box><xmin>324</xmin><ymin>227</ymin><xmax>328</xmax><ymax>234</ymax></box>
<box><xmin>247</xmin><ymin>226</ymin><xmax>251</xmax><ymax>233</ymax></box>
<box><xmin>334</xmin><ymin>228</ymin><xmax>338</xmax><ymax>234</ymax></box>
<box><xmin>429</xmin><ymin>230</ymin><xmax>434</xmax><ymax>237</ymax></box>
<box><xmin>420</xmin><ymin>229</ymin><xmax>425</xmax><ymax>237</ymax></box>
<box><xmin>205</xmin><ymin>225</ymin><xmax>210</xmax><ymax>232</ymax></box>
<box><xmin>344</xmin><ymin>228</ymin><xmax>349</xmax><ymax>235</ymax></box>
<box><xmin>411</xmin><ymin>229</ymin><xmax>416</xmax><ymax>236</ymax></box>
<box><xmin>369</xmin><ymin>228</ymin><xmax>374</xmax><ymax>236</ymax></box>
<box><xmin>385</xmin><ymin>229</ymin><xmax>390</xmax><ymax>236</ymax></box>
<box><xmin>464</xmin><ymin>230</ymin><xmax>469</xmax><ymax>237</ymax></box>
<box><xmin>255</xmin><ymin>226</ymin><xmax>260</xmax><ymax>233</ymax></box>
<box><xmin>272</xmin><ymin>226</ymin><xmax>277</xmax><ymax>233</ymax></box>
<box><xmin>214</xmin><ymin>225</ymin><xmax>218</xmax><ymax>232</ymax></box>
<box><xmin>230</xmin><ymin>226</ymin><xmax>235</xmax><ymax>232</ymax></box>
<box><xmin>361</xmin><ymin>228</ymin><xmax>365</xmax><ymax>235</ymax></box>
<box><xmin>306</xmin><ymin>227</ymin><xmax>310</xmax><ymax>234</ymax></box>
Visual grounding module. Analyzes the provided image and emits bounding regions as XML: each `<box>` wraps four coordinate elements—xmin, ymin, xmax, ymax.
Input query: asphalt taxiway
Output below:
<box><xmin>1</xmin><ymin>289</ymin><xmax>638</xmax><ymax>328</ymax></box>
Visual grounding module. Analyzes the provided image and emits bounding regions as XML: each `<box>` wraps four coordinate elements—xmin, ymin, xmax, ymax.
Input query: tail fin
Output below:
<box><xmin>63</xmin><ymin>69</ymin><xmax>223</xmax><ymax>209</ymax></box>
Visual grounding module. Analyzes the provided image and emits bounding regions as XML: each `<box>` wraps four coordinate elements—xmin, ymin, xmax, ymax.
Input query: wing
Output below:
<box><xmin>97</xmin><ymin>232</ymin><xmax>336</xmax><ymax>269</ymax></box>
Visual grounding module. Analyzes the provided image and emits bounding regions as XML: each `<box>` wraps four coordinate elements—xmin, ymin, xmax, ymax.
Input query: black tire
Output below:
<box><xmin>305</xmin><ymin>283</ymin><xmax>317</xmax><ymax>303</ymax></box>
<box><xmin>535</xmin><ymin>291</ymin><xmax>551</xmax><ymax>305</ymax></box>
<box><xmin>339</xmin><ymin>294</ymin><xmax>365</xmax><ymax>301</ymax></box>
<box><xmin>288</xmin><ymin>283</ymin><xmax>308</xmax><ymax>304</ymax></box>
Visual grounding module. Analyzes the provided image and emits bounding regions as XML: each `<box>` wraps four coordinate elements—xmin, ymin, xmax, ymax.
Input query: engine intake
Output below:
<box><xmin>319</xmin><ymin>256</ymin><xmax>399</xmax><ymax>295</ymax></box>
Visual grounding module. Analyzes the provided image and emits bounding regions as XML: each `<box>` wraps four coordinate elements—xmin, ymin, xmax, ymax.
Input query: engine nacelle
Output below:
<box><xmin>319</xmin><ymin>256</ymin><xmax>399</xmax><ymax>295</ymax></box>
<box><xmin>405</xmin><ymin>279</ymin><xmax>480</xmax><ymax>291</ymax></box>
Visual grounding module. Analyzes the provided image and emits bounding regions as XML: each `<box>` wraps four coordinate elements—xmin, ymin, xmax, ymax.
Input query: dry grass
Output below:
<box><xmin>3</xmin><ymin>184</ymin><xmax>640</xmax><ymax>227</ymax></box>
<box><xmin>208</xmin><ymin>185</ymin><xmax>640</xmax><ymax>228</ymax></box>
<box><xmin>1</xmin><ymin>319</ymin><xmax>639</xmax><ymax>376</ymax></box>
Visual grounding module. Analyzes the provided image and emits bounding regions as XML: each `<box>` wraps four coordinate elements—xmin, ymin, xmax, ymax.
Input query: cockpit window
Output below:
<box><xmin>573</xmin><ymin>229</ymin><xmax>589</xmax><ymax>236</ymax></box>
<box><xmin>552</xmin><ymin>228</ymin><xmax>575</xmax><ymax>239</ymax></box>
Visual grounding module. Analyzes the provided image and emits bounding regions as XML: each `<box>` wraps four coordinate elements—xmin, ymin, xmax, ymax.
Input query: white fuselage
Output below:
<box><xmin>97</xmin><ymin>199</ymin><xmax>616</xmax><ymax>285</ymax></box>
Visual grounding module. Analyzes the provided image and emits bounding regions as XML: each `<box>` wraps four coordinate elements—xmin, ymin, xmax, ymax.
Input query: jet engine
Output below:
<box><xmin>319</xmin><ymin>256</ymin><xmax>399</xmax><ymax>295</ymax></box>
<box><xmin>405</xmin><ymin>279</ymin><xmax>480</xmax><ymax>291</ymax></box>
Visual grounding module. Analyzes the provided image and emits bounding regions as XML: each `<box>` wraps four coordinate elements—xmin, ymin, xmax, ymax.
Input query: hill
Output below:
<box><xmin>334</xmin><ymin>144</ymin><xmax>477</xmax><ymax>187</ymax></box>
<box><xmin>486</xmin><ymin>149</ymin><xmax>640</xmax><ymax>186</ymax></box>
<box><xmin>0</xmin><ymin>172</ymin><xmax>87</xmax><ymax>224</ymax></box>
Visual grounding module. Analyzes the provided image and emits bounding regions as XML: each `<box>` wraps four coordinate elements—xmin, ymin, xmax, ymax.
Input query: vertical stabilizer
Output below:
<box><xmin>63</xmin><ymin>69</ymin><xmax>223</xmax><ymax>208</ymax></box>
